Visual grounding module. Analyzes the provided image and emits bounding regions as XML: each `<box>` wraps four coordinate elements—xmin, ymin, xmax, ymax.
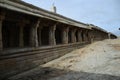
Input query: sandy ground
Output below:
<box><xmin>10</xmin><ymin>38</ymin><xmax>120</xmax><ymax>80</ymax></box>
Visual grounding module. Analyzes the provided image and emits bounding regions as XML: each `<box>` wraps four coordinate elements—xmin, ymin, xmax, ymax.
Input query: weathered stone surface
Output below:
<box><xmin>29</xmin><ymin>20</ymin><xmax>40</xmax><ymax>47</ymax></box>
<box><xmin>62</xmin><ymin>27</ymin><xmax>69</xmax><ymax>44</ymax></box>
<box><xmin>49</xmin><ymin>25</ymin><xmax>56</xmax><ymax>45</ymax></box>
<box><xmin>71</xmin><ymin>28</ymin><xmax>77</xmax><ymax>43</ymax></box>
<box><xmin>0</xmin><ymin>42</ymin><xmax>89</xmax><ymax>79</ymax></box>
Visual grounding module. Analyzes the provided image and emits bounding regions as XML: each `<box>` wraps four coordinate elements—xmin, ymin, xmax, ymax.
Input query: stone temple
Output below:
<box><xmin>0</xmin><ymin>0</ymin><xmax>117</xmax><ymax>79</ymax></box>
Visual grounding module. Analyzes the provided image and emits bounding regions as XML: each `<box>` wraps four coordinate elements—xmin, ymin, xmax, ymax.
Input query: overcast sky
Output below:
<box><xmin>22</xmin><ymin>0</ymin><xmax>120</xmax><ymax>36</ymax></box>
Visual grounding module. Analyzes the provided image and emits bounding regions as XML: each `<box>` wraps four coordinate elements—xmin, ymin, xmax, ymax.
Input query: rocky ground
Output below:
<box><xmin>10</xmin><ymin>38</ymin><xmax>120</xmax><ymax>80</ymax></box>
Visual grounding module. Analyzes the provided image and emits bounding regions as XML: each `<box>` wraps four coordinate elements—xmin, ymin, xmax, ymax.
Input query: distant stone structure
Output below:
<box><xmin>0</xmin><ymin>0</ymin><xmax>117</xmax><ymax>79</ymax></box>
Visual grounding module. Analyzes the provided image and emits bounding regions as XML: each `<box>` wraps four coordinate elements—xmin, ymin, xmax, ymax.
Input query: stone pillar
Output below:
<box><xmin>85</xmin><ymin>30</ymin><xmax>89</xmax><ymax>42</ymax></box>
<box><xmin>0</xmin><ymin>12</ymin><xmax>5</xmax><ymax>51</ymax></box>
<box><xmin>62</xmin><ymin>27</ymin><xmax>69</xmax><ymax>44</ymax></box>
<box><xmin>83</xmin><ymin>30</ymin><xmax>87</xmax><ymax>42</ymax></box>
<box><xmin>108</xmin><ymin>33</ymin><xmax>111</xmax><ymax>39</ymax></box>
<box><xmin>19</xmin><ymin>25</ymin><xmax>24</xmax><ymax>47</ymax></box>
<box><xmin>49</xmin><ymin>25</ymin><xmax>56</xmax><ymax>45</ymax></box>
<box><xmin>77</xmin><ymin>30</ymin><xmax>82</xmax><ymax>42</ymax></box>
<box><xmin>88</xmin><ymin>30</ymin><xmax>93</xmax><ymax>43</ymax></box>
<box><xmin>71</xmin><ymin>28</ymin><xmax>76</xmax><ymax>43</ymax></box>
<box><xmin>18</xmin><ymin>19</ymin><xmax>29</xmax><ymax>47</ymax></box>
<box><xmin>29</xmin><ymin>20</ymin><xmax>40</xmax><ymax>47</ymax></box>
<box><xmin>87</xmin><ymin>30</ymin><xmax>91</xmax><ymax>42</ymax></box>
<box><xmin>84</xmin><ymin>30</ymin><xmax>88</xmax><ymax>42</ymax></box>
<box><xmin>38</xmin><ymin>27</ymin><xmax>42</xmax><ymax>46</ymax></box>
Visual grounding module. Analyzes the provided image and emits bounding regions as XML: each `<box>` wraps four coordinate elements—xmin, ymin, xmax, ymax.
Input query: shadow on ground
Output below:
<box><xmin>4</xmin><ymin>66</ymin><xmax>120</xmax><ymax>80</ymax></box>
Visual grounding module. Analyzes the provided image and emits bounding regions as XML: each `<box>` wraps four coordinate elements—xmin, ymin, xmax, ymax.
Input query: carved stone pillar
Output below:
<box><xmin>62</xmin><ymin>27</ymin><xmax>69</xmax><ymax>44</ymax></box>
<box><xmin>0</xmin><ymin>12</ymin><xmax>5</xmax><ymax>51</ymax></box>
<box><xmin>19</xmin><ymin>24</ymin><xmax>25</xmax><ymax>47</ymax></box>
<box><xmin>29</xmin><ymin>20</ymin><xmax>40</xmax><ymax>47</ymax></box>
<box><xmin>18</xmin><ymin>19</ymin><xmax>29</xmax><ymax>47</ymax></box>
<box><xmin>85</xmin><ymin>30</ymin><xmax>89</xmax><ymax>42</ymax></box>
<box><xmin>78</xmin><ymin>30</ymin><xmax>82</xmax><ymax>42</ymax></box>
<box><xmin>49</xmin><ymin>25</ymin><xmax>56</xmax><ymax>45</ymax></box>
<box><xmin>88</xmin><ymin>30</ymin><xmax>93</xmax><ymax>43</ymax></box>
<box><xmin>108</xmin><ymin>33</ymin><xmax>111</xmax><ymax>39</ymax></box>
<box><xmin>84</xmin><ymin>30</ymin><xmax>88</xmax><ymax>42</ymax></box>
<box><xmin>88</xmin><ymin>30</ymin><xmax>91</xmax><ymax>42</ymax></box>
<box><xmin>38</xmin><ymin>27</ymin><xmax>42</xmax><ymax>46</ymax></box>
<box><xmin>82</xmin><ymin>30</ymin><xmax>86</xmax><ymax>42</ymax></box>
<box><xmin>71</xmin><ymin>28</ymin><xmax>76</xmax><ymax>43</ymax></box>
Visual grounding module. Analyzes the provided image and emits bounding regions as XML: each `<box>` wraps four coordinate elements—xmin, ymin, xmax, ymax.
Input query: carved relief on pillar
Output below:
<box><xmin>0</xmin><ymin>11</ymin><xmax>5</xmax><ymax>51</ymax></box>
<box><xmin>62</xmin><ymin>27</ymin><xmax>69</xmax><ymax>44</ymax></box>
<box><xmin>29</xmin><ymin>19</ymin><xmax>40</xmax><ymax>47</ymax></box>
<box><xmin>49</xmin><ymin>24</ymin><xmax>56</xmax><ymax>45</ymax></box>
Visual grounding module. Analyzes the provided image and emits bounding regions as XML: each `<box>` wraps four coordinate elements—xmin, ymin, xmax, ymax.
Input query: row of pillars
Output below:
<box><xmin>0</xmin><ymin>15</ymin><xmax>90</xmax><ymax>51</ymax></box>
<box><xmin>29</xmin><ymin>20</ymin><xmax>85</xmax><ymax>47</ymax></box>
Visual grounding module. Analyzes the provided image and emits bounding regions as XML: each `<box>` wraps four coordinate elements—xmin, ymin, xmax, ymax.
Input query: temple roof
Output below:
<box><xmin>0</xmin><ymin>0</ymin><xmax>91</xmax><ymax>29</ymax></box>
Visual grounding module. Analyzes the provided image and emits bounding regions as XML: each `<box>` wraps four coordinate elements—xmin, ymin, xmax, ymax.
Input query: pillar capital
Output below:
<box><xmin>50</xmin><ymin>24</ymin><xmax>56</xmax><ymax>31</ymax></box>
<box><xmin>79</xmin><ymin>29</ymin><xmax>83</xmax><ymax>32</ymax></box>
<box><xmin>72</xmin><ymin>28</ymin><xmax>76</xmax><ymax>33</ymax></box>
<box><xmin>31</xmin><ymin>19</ymin><xmax>40</xmax><ymax>28</ymax></box>
<box><xmin>63</xmin><ymin>27</ymin><xmax>69</xmax><ymax>32</ymax></box>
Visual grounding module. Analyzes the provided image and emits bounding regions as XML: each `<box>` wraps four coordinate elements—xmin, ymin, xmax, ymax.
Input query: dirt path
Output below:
<box><xmin>9</xmin><ymin>39</ymin><xmax>120</xmax><ymax>80</ymax></box>
<box><xmin>42</xmin><ymin>39</ymin><xmax>120</xmax><ymax>80</ymax></box>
